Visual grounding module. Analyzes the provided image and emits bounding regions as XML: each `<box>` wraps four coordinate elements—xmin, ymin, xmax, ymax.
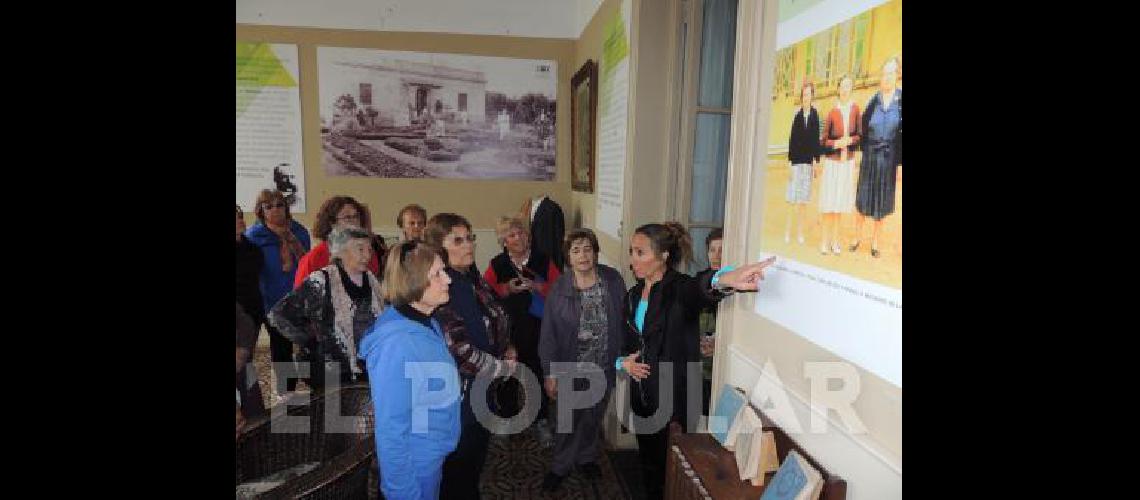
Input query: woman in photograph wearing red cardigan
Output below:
<box><xmin>818</xmin><ymin>74</ymin><xmax>862</xmax><ymax>255</ymax></box>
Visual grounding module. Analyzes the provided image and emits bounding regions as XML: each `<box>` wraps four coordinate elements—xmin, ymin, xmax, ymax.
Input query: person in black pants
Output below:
<box><xmin>617</xmin><ymin>222</ymin><xmax>774</xmax><ymax>499</ymax></box>
<box><xmin>484</xmin><ymin>216</ymin><xmax>562</xmax><ymax>441</ymax></box>
<box><xmin>236</xmin><ymin>203</ymin><xmax>268</xmax><ymax>365</ymax></box>
<box><xmin>243</xmin><ymin>190</ymin><xmax>312</xmax><ymax>397</ymax></box>
<box><xmin>425</xmin><ymin>213</ymin><xmax>518</xmax><ymax>499</ymax></box>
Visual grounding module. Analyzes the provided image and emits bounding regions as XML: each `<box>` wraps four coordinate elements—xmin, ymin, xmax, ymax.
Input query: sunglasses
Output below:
<box><xmin>448</xmin><ymin>234</ymin><xmax>477</xmax><ymax>246</ymax></box>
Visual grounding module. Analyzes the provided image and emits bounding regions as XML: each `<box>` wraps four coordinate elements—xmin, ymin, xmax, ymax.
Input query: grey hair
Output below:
<box><xmin>495</xmin><ymin>215</ymin><xmax>527</xmax><ymax>247</ymax></box>
<box><xmin>882</xmin><ymin>56</ymin><xmax>900</xmax><ymax>74</ymax></box>
<box><xmin>328</xmin><ymin>226</ymin><xmax>373</xmax><ymax>259</ymax></box>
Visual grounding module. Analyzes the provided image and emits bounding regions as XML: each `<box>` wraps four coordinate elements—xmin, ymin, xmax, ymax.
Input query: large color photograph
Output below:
<box><xmin>319</xmin><ymin>47</ymin><xmax>557</xmax><ymax>180</ymax></box>
<box><xmin>760</xmin><ymin>0</ymin><xmax>901</xmax><ymax>289</ymax></box>
<box><xmin>754</xmin><ymin>0</ymin><xmax>902</xmax><ymax>387</ymax></box>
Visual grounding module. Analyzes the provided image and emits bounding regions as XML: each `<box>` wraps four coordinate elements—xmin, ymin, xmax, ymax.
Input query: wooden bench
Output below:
<box><xmin>664</xmin><ymin>405</ymin><xmax>847</xmax><ymax>500</ymax></box>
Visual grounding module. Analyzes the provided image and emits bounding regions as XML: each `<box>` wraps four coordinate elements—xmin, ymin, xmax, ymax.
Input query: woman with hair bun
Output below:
<box><xmin>617</xmin><ymin>221</ymin><xmax>775</xmax><ymax>500</ymax></box>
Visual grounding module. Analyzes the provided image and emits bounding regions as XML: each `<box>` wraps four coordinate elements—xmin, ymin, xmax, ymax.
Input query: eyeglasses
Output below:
<box><xmin>448</xmin><ymin>234</ymin><xmax>477</xmax><ymax>246</ymax></box>
<box><xmin>337</xmin><ymin>214</ymin><xmax>361</xmax><ymax>222</ymax></box>
<box><xmin>261</xmin><ymin>201</ymin><xmax>287</xmax><ymax>210</ymax></box>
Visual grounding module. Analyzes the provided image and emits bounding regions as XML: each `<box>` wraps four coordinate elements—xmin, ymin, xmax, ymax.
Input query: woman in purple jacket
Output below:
<box><xmin>536</xmin><ymin>228</ymin><xmax>627</xmax><ymax>492</ymax></box>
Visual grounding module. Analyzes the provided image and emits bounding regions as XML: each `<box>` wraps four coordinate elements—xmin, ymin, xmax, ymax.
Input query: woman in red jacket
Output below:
<box><xmin>293</xmin><ymin>196</ymin><xmax>380</xmax><ymax>288</ymax></box>
<box><xmin>818</xmin><ymin>75</ymin><xmax>862</xmax><ymax>255</ymax></box>
<box><xmin>484</xmin><ymin>215</ymin><xmax>561</xmax><ymax>443</ymax></box>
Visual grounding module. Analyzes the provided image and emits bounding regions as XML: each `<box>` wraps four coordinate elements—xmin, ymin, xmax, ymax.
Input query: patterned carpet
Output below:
<box><xmin>480</xmin><ymin>430</ymin><xmax>635</xmax><ymax>500</ymax></box>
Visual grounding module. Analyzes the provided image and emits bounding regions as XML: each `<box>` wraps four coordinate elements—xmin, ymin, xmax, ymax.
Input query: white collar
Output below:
<box><xmin>881</xmin><ymin>90</ymin><xmax>898</xmax><ymax>109</ymax></box>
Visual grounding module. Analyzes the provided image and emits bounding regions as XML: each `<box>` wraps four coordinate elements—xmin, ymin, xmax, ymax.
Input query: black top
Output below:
<box><xmin>530</xmin><ymin>197</ymin><xmax>566</xmax><ymax>269</ymax></box>
<box><xmin>236</xmin><ymin>235</ymin><xmax>265</xmax><ymax>321</ymax></box>
<box><xmin>787</xmin><ymin>107</ymin><xmax>822</xmax><ymax>165</ymax></box>
<box><xmin>336</xmin><ymin>261</ymin><xmax>371</xmax><ymax>302</ymax></box>
<box><xmin>489</xmin><ymin>248</ymin><xmax>552</xmax><ymax>316</ymax></box>
<box><xmin>623</xmin><ymin>268</ymin><xmax>726</xmax><ymax>430</ymax></box>
<box><xmin>397</xmin><ymin>303</ymin><xmax>433</xmax><ymax>330</ymax></box>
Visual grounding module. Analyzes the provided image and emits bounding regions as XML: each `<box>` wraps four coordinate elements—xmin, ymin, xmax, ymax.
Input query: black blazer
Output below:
<box><xmin>623</xmin><ymin>268</ymin><xmax>727</xmax><ymax>430</ymax></box>
<box><xmin>530</xmin><ymin>197</ymin><xmax>566</xmax><ymax>269</ymax></box>
<box><xmin>787</xmin><ymin>107</ymin><xmax>822</xmax><ymax>165</ymax></box>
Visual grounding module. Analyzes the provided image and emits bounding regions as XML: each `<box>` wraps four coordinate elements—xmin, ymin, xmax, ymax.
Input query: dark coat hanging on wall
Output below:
<box><xmin>530</xmin><ymin>197</ymin><xmax>566</xmax><ymax>270</ymax></box>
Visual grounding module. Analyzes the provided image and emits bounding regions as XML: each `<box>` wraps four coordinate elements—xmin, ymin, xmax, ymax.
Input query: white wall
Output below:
<box><xmin>237</xmin><ymin>0</ymin><xmax>581</xmax><ymax>38</ymax></box>
<box><xmin>724</xmin><ymin>345</ymin><xmax>902</xmax><ymax>500</ymax></box>
<box><xmin>776</xmin><ymin>0</ymin><xmax>889</xmax><ymax>48</ymax></box>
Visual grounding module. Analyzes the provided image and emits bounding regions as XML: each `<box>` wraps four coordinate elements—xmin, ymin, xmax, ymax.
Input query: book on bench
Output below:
<box><xmin>733</xmin><ymin>406</ymin><xmax>780</xmax><ymax>485</ymax></box>
<box><xmin>709</xmin><ymin>384</ymin><xmax>748</xmax><ymax>447</ymax></box>
<box><xmin>759</xmin><ymin>449</ymin><xmax>823</xmax><ymax>500</ymax></box>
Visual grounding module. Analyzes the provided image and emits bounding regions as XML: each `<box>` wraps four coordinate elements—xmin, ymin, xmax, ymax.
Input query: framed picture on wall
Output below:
<box><xmin>571</xmin><ymin>59</ymin><xmax>598</xmax><ymax>193</ymax></box>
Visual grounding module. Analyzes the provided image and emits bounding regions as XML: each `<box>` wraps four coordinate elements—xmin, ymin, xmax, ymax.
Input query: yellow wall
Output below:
<box><xmin>570</xmin><ymin>0</ymin><xmax>679</xmax><ymax>277</ymax></box>
<box><xmin>236</xmin><ymin>24</ymin><xmax>575</xmax><ymax>235</ymax></box>
<box><xmin>766</xmin><ymin>0</ymin><xmax>901</xmax><ymax>153</ymax></box>
<box><xmin>571</xmin><ymin>0</ymin><xmax>624</xmax><ymax>264</ymax></box>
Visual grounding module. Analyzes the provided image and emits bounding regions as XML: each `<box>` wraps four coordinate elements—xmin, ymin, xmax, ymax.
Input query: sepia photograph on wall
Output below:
<box><xmin>318</xmin><ymin>46</ymin><xmax>557</xmax><ymax>181</ymax></box>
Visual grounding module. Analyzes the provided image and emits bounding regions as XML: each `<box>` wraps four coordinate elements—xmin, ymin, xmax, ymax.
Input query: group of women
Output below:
<box><xmin>234</xmin><ymin>189</ymin><xmax>775</xmax><ymax>500</ymax></box>
<box><xmin>784</xmin><ymin>56</ymin><xmax>903</xmax><ymax>258</ymax></box>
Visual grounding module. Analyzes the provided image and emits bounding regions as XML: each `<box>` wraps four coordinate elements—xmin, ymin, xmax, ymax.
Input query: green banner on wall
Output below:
<box><xmin>601</xmin><ymin>12</ymin><xmax>629</xmax><ymax>76</ymax></box>
<box><xmin>778</xmin><ymin>0</ymin><xmax>825</xmax><ymax>22</ymax></box>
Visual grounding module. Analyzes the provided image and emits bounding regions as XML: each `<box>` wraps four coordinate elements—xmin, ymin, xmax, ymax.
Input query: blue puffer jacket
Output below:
<box><xmin>359</xmin><ymin>306</ymin><xmax>461</xmax><ymax>500</ymax></box>
<box><xmin>244</xmin><ymin>220</ymin><xmax>311</xmax><ymax>313</ymax></box>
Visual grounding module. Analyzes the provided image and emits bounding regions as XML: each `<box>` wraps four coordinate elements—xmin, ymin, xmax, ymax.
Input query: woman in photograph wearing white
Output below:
<box><xmin>818</xmin><ymin>74</ymin><xmax>862</xmax><ymax>255</ymax></box>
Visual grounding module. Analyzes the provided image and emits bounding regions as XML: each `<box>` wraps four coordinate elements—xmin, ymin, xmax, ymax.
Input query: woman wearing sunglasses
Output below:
<box><xmin>423</xmin><ymin>213</ymin><xmax>517</xmax><ymax>500</ymax></box>
<box><xmin>245</xmin><ymin>189</ymin><xmax>311</xmax><ymax>400</ymax></box>
<box><xmin>293</xmin><ymin>196</ymin><xmax>380</xmax><ymax>289</ymax></box>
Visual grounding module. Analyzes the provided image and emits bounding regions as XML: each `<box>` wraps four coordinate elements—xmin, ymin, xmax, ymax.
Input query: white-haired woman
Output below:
<box><xmin>269</xmin><ymin>226</ymin><xmax>384</xmax><ymax>393</ymax></box>
<box><xmin>852</xmin><ymin>56</ymin><xmax>903</xmax><ymax>258</ymax></box>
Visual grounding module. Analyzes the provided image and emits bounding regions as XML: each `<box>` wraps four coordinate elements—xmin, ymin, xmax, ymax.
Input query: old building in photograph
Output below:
<box><xmin>323</xmin><ymin>58</ymin><xmax>488</xmax><ymax>129</ymax></box>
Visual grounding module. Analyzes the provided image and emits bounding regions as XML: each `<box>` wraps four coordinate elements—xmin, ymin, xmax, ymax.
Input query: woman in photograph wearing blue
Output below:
<box><xmin>852</xmin><ymin>56</ymin><xmax>902</xmax><ymax>258</ymax></box>
<box><xmin>359</xmin><ymin>240</ymin><xmax>460</xmax><ymax>500</ymax></box>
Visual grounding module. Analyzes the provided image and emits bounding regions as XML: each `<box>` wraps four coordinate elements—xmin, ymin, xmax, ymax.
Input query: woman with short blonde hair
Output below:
<box><xmin>486</xmin><ymin>214</ymin><xmax>561</xmax><ymax>444</ymax></box>
<box><xmin>360</xmin><ymin>240</ymin><xmax>460</xmax><ymax>499</ymax></box>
